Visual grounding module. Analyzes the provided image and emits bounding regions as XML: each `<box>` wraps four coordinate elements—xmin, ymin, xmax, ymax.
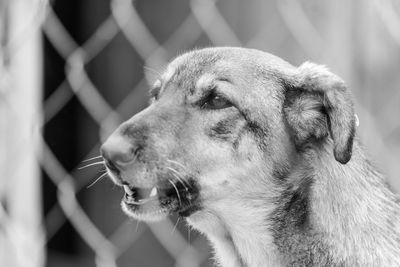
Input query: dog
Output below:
<box><xmin>100</xmin><ymin>47</ymin><xmax>400</xmax><ymax>266</ymax></box>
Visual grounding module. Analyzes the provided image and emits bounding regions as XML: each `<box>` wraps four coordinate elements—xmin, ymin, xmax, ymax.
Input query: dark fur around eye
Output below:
<box><xmin>200</xmin><ymin>91</ymin><xmax>233</xmax><ymax>110</ymax></box>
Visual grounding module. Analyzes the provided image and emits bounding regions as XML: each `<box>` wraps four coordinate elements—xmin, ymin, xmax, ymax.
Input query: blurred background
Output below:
<box><xmin>0</xmin><ymin>0</ymin><xmax>399</xmax><ymax>266</ymax></box>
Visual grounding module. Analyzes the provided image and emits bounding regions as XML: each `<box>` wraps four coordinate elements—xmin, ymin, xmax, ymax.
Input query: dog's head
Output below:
<box><xmin>100</xmin><ymin>47</ymin><xmax>356</xmax><ymax>222</ymax></box>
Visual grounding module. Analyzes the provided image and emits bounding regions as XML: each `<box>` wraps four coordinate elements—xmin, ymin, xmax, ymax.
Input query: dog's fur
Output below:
<box><xmin>101</xmin><ymin>47</ymin><xmax>400</xmax><ymax>266</ymax></box>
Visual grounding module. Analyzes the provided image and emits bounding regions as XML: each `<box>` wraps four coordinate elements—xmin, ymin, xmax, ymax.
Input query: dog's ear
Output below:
<box><xmin>283</xmin><ymin>62</ymin><xmax>356</xmax><ymax>164</ymax></box>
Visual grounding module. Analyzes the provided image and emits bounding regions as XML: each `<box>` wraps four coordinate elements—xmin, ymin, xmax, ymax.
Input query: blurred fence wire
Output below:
<box><xmin>1</xmin><ymin>0</ymin><xmax>400</xmax><ymax>266</ymax></box>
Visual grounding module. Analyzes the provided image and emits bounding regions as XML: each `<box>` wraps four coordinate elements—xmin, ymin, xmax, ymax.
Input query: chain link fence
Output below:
<box><xmin>1</xmin><ymin>0</ymin><xmax>400</xmax><ymax>266</ymax></box>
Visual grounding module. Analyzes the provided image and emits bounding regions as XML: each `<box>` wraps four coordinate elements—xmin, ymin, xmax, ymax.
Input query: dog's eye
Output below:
<box><xmin>201</xmin><ymin>92</ymin><xmax>232</xmax><ymax>110</ymax></box>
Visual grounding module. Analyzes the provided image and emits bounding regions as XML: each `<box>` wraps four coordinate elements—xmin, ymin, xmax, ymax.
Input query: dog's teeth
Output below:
<box><xmin>123</xmin><ymin>185</ymin><xmax>134</xmax><ymax>196</ymax></box>
<box><xmin>150</xmin><ymin>187</ymin><xmax>157</xmax><ymax>197</ymax></box>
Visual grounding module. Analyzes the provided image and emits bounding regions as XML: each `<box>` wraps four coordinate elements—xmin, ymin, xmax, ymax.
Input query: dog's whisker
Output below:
<box><xmin>81</xmin><ymin>155</ymin><xmax>103</xmax><ymax>162</ymax></box>
<box><xmin>144</xmin><ymin>66</ymin><xmax>163</xmax><ymax>79</ymax></box>
<box><xmin>167</xmin><ymin>169</ymin><xmax>193</xmax><ymax>206</ymax></box>
<box><xmin>168</xmin><ymin>179</ymin><xmax>182</xmax><ymax>206</ymax></box>
<box><xmin>168</xmin><ymin>172</ymin><xmax>191</xmax><ymax>206</ymax></box>
<box><xmin>166</xmin><ymin>166</ymin><xmax>184</xmax><ymax>177</ymax></box>
<box><xmin>171</xmin><ymin>217</ymin><xmax>180</xmax><ymax>235</ymax></box>
<box><xmin>78</xmin><ymin>161</ymin><xmax>105</xmax><ymax>170</ymax></box>
<box><xmin>166</xmin><ymin>159</ymin><xmax>188</xmax><ymax>172</ymax></box>
<box><xmin>86</xmin><ymin>172</ymin><xmax>108</xmax><ymax>188</ymax></box>
<box><xmin>166</xmin><ymin>167</ymin><xmax>193</xmax><ymax>206</ymax></box>
<box><xmin>166</xmin><ymin>166</ymin><xmax>189</xmax><ymax>189</ymax></box>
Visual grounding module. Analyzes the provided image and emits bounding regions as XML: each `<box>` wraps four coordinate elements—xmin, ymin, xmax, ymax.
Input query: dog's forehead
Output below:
<box><xmin>162</xmin><ymin>48</ymin><xmax>295</xmax><ymax>93</ymax></box>
<box><xmin>163</xmin><ymin>50</ymin><xmax>222</xmax><ymax>91</ymax></box>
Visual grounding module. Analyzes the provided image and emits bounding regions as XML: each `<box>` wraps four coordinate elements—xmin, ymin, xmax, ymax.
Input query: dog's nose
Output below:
<box><xmin>100</xmin><ymin>134</ymin><xmax>135</xmax><ymax>171</ymax></box>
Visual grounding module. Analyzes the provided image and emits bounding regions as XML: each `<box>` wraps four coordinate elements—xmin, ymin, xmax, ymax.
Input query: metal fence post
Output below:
<box><xmin>0</xmin><ymin>0</ymin><xmax>46</xmax><ymax>266</ymax></box>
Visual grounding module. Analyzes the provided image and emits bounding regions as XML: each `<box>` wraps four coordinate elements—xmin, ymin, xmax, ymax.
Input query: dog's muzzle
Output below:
<box><xmin>100</xmin><ymin>130</ymin><xmax>201</xmax><ymax>220</ymax></box>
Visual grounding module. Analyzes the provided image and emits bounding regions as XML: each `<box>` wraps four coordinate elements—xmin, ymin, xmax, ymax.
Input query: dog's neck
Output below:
<box><xmin>188</xmin><ymin>140</ymin><xmax>400</xmax><ymax>267</ymax></box>
<box><xmin>273</xmin><ymin>140</ymin><xmax>400</xmax><ymax>266</ymax></box>
<box><xmin>187</xmin><ymin>194</ymin><xmax>282</xmax><ymax>267</ymax></box>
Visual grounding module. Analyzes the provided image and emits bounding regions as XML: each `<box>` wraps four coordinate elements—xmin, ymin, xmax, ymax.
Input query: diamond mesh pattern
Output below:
<box><xmin>1</xmin><ymin>0</ymin><xmax>400</xmax><ymax>266</ymax></box>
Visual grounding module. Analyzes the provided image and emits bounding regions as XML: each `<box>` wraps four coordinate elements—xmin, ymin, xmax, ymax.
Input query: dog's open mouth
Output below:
<box><xmin>123</xmin><ymin>185</ymin><xmax>158</xmax><ymax>205</ymax></box>
<box><xmin>120</xmin><ymin>179</ymin><xmax>200</xmax><ymax>221</ymax></box>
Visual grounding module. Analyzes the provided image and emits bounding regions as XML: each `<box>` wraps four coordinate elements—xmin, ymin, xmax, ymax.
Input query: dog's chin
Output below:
<box><xmin>119</xmin><ymin>180</ymin><xmax>201</xmax><ymax>222</ymax></box>
<box><xmin>121</xmin><ymin>200</ymin><xmax>169</xmax><ymax>222</ymax></box>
